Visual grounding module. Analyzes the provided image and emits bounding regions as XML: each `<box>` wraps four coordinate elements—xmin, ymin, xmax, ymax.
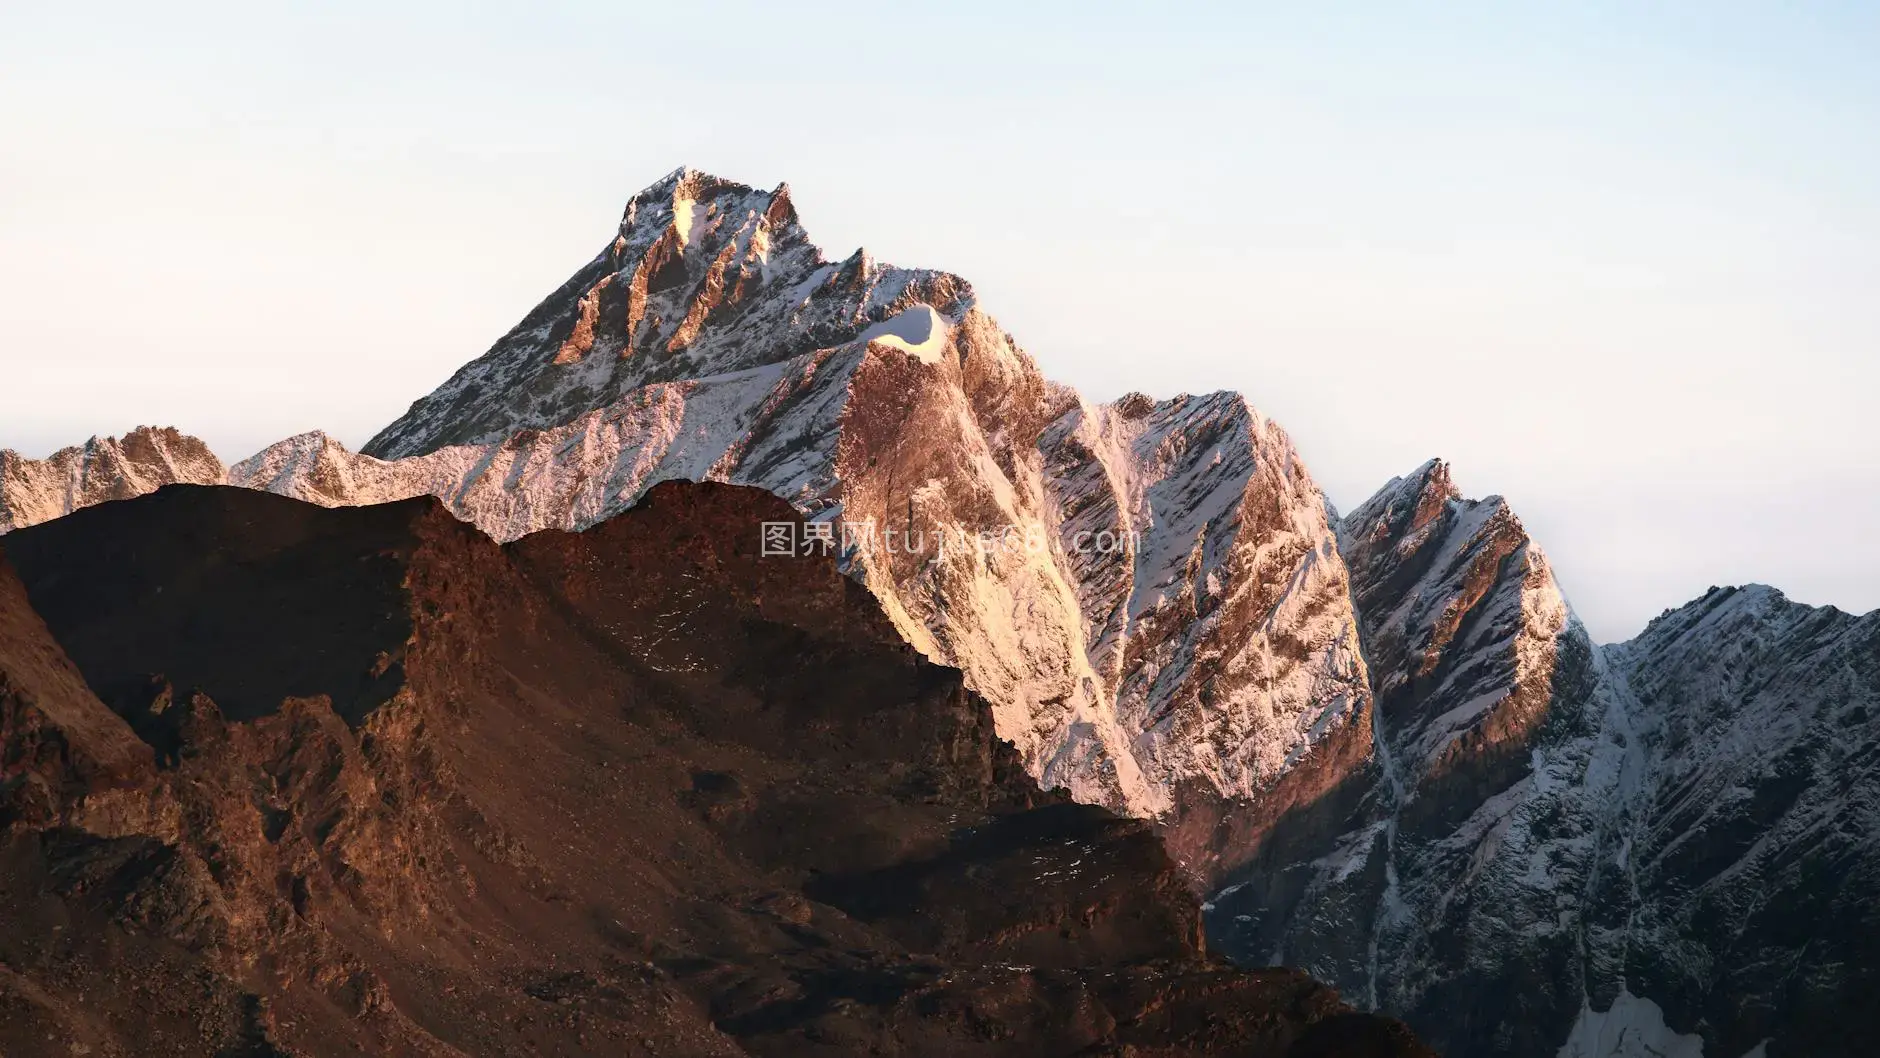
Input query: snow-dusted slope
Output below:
<box><xmin>0</xmin><ymin>427</ymin><xmax>225</xmax><ymax>533</ymax></box>
<box><xmin>1209</xmin><ymin>459</ymin><xmax>1878</xmax><ymax>1058</ymax></box>
<box><xmin>1557</xmin><ymin>990</ymin><xmax>1710</xmax><ymax>1058</ymax></box>
<box><xmin>1594</xmin><ymin>585</ymin><xmax>1879</xmax><ymax>1058</ymax></box>
<box><xmin>1209</xmin><ymin>459</ymin><xmax>1617</xmax><ymax>1056</ymax></box>
<box><xmin>1337</xmin><ymin>459</ymin><xmax>1574</xmax><ymax>817</ymax></box>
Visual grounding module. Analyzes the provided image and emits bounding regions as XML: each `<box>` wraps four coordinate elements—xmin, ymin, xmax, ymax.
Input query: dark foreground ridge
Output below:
<box><xmin>0</xmin><ymin>482</ymin><xmax>1430</xmax><ymax>1057</ymax></box>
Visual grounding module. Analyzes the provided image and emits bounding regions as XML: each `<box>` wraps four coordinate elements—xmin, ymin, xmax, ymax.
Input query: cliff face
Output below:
<box><xmin>0</xmin><ymin>481</ymin><xmax>1429</xmax><ymax>1057</ymax></box>
<box><xmin>0</xmin><ymin>557</ymin><xmax>154</xmax><ymax>825</ymax></box>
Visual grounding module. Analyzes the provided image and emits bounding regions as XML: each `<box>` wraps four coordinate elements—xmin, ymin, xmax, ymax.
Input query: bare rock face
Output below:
<box><xmin>0</xmin><ymin>426</ymin><xmax>224</xmax><ymax>532</ymax></box>
<box><xmin>1337</xmin><ymin>458</ymin><xmax>1576</xmax><ymax>831</ymax></box>
<box><xmin>0</xmin><ymin>482</ymin><xmax>1430</xmax><ymax>1057</ymax></box>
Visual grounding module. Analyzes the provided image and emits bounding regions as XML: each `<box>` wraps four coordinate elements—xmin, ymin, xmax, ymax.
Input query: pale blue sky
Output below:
<box><xmin>2</xmin><ymin>2</ymin><xmax>1876</xmax><ymax>641</ymax></box>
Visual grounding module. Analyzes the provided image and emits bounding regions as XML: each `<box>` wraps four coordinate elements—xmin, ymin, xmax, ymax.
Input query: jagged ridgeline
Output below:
<box><xmin>3</xmin><ymin>167</ymin><xmax>1875</xmax><ymax>1058</ymax></box>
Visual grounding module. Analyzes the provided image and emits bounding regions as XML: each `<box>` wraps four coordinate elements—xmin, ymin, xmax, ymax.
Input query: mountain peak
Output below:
<box><xmin>1403</xmin><ymin>456</ymin><xmax>1461</xmax><ymax>509</ymax></box>
<box><xmin>361</xmin><ymin>168</ymin><xmax>992</xmax><ymax>460</ymax></box>
<box><xmin>633</xmin><ymin>163</ymin><xmax>720</xmax><ymax>199</ymax></box>
<box><xmin>1342</xmin><ymin>457</ymin><xmax>1463</xmax><ymax>545</ymax></box>
<box><xmin>616</xmin><ymin>166</ymin><xmax>799</xmax><ymax>249</ymax></box>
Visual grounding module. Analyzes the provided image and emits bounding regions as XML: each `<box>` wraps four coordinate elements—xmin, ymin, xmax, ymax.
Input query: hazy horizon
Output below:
<box><xmin>4</xmin><ymin>2</ymin><xmax>1876</xmax><ymax>643</ymax></box>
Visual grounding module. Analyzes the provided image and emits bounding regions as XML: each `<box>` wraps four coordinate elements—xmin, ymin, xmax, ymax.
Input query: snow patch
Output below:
<box><xmin>858</xmin><ymin>305</ymin><xmax>949</xmax><ymax>364</ymax></box>
<box><xmin>673</xmin><ymin>192</ymin><xmax>704</xmax><ymax>247</ymax></box>
<box><xmin>1557</xmin><ymin>990</ymin><xmax>1705</xmax><ymax>1058</ymax></box>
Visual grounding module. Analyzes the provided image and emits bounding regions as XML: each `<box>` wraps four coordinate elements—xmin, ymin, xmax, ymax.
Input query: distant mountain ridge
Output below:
<box><xmin>3</xmin><ymin>167</ymin><xmax>1874</xmax><ymax>1058</ymax></box>
<box><xmin>0</xmin><ymin>426</ymin><xmax>223</xmax><ymax>532</ymax></box>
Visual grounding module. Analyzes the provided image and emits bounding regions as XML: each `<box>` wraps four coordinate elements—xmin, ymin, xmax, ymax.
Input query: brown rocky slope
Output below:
<box><xmin>0</xmin><ymin>482</ymin><xmax>1429</xmax><ymax>1057</ymax></box>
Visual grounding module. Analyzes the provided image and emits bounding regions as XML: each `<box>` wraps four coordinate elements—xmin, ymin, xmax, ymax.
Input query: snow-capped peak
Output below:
<box><xmin>6</xmin><ymin>167</ymin><xmax>1872</xmax><ymax>1058</ymax></box>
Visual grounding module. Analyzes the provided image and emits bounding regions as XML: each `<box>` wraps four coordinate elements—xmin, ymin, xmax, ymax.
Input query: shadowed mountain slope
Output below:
<box><xmin>0</xmin><ymin>482</ymin><xmax>1429</xmax><ymax>1057</ymax></box>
